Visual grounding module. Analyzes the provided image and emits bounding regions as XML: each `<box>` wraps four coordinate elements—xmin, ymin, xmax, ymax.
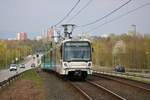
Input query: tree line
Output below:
<box><xmin>0</xmin><ymin>34</ymin><xmax>150</xmax><ymax>70</ymax></box>
<box><xmin>92</xmin><ymin>34</ymin><xmax>150</xmax><ymax>69</ymax></box>
<box><xmin>0</xmin><ymin>40</ymin><xmax>45</xmax><ymax>69</ymax></box>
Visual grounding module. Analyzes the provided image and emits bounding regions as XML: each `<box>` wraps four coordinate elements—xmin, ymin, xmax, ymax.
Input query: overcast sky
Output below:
<box><xmin>0</xmin><ymin>0</ymin><xmax>150</xmax><ymax>38</ymax></box>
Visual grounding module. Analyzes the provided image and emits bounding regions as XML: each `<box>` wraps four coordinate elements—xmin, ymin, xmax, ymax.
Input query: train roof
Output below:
<box><xmin>61</xmin><ymin>38</ymin><xmax>91</xmax><ymax>44</ymax></box>
<box><xmin>52</xmin><ymin>38</ymin><xmax>92</xmax><ymax>49</ymax></box>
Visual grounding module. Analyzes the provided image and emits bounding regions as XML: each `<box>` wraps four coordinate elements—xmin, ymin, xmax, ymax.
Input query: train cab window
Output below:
<box><xmin>63</xmin><ymin>42</ymin><xmax>91</xmax><ymax>61</ymax></box>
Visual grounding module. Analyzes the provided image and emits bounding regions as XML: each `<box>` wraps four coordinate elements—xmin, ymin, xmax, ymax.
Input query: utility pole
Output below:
<box><xmin>146</xmin><ymin>52</ymin><xmax>149</xmax><ymax>68</ymax></box>
<box><xmin>5</xmin><ymin>50</ymin><xmax>7</xmax><ymax>68</ymax></box>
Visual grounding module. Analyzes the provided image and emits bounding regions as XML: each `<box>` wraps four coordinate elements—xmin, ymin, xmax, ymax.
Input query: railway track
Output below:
<box><xmin>43</xmin><ymin>71</ymin><xmax>150</xmax><ymax>100</ymax></box>
<box><xmin>68</xmin><ymin>80</ymin><xmax>126</xmax><ymax>100</ymax></box>
<box><xmin>90</xmin><ymin>73</ymin><xmax>150</xmax><ymax>100</ymax></box>
<box><xmin>93</xmin><ymin>73</ymin><xmax>150</xmax><ymax>92</ymax></box>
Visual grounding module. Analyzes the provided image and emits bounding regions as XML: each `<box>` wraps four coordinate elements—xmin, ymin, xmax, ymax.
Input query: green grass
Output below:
<box><xmin>22</xmin><ymin>69</ymin><xmax>43</xmax><ymax>88</ymax></box>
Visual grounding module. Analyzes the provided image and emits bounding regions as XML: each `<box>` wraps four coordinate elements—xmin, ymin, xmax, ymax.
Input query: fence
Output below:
<box><xmin>92</xmin><ymin>66</ymin><xmax>150</xmax><ymax>84</ymax></box>
<box><xmin>0</xmin><ymin>68</ymin><xmax>36</xmax><ymax>89</ymax></box>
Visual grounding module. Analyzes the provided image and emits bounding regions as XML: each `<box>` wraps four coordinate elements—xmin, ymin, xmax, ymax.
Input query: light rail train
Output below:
<box><xmin>41</xmin><ymin>38</ymin><xmax>93</xmax><ymax>80</ymax></box>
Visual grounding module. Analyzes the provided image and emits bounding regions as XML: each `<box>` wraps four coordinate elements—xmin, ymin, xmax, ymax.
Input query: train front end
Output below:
<box><xmin>60</xmin><ymin>40</ymin><xmax>93</xmax><ymax>79</ymax></box>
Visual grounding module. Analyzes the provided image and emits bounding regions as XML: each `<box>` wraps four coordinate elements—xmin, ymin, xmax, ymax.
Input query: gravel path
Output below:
<box><xmin>39</xmin><ymin>70</ymin><xmax>86</xmax><ymax>100</ymax></box>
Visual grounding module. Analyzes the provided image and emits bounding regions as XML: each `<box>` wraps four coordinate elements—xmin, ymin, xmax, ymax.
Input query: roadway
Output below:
<box><xmin>0</xmin><ymin>54</ymin><xmax>42</xmax><ymax>83</ymax></box>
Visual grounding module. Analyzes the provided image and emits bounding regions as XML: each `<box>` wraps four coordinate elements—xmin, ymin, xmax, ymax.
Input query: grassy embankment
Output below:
<box><xmin>0</xmin><ymin>69</ymin><xmax>45</xmax><ymax>100</ymax></box>
<box><xmin>22</xmin><ymin>69</ymin><xmax>43</xmax><ymax>88</ymax></box>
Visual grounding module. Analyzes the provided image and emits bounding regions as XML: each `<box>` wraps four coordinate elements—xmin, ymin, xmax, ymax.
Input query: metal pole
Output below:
<box><xmin>5</xmin><ymin>50</ymin><xmax>7</xmax><ymax>68</ymax></box>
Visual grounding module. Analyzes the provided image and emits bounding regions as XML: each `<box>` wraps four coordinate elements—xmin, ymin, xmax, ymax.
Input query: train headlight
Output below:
<box><xmin>64</xmin><ymin>63</ymin><xmax>68</xmax><ymax>67</ymax></box>
<box><xmin>88</xmin><ymin>62</ymin><xmax>92</xmax><ymax>67</ymax></box>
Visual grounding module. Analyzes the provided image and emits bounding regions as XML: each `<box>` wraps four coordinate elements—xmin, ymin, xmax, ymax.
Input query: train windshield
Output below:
<box><xmin>64</xmin><ymin>42</ymin><xmax>91</xmax><ymax>61</ymax></box>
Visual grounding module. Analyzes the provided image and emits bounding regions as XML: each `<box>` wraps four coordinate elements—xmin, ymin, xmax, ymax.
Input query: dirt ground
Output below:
<box><xmin>39</xmin><ymin>70</ymin><xmax>86</xmax><ymax>100</ymax></box>
<box><xmin>0</xmin><ymin>70</ymin><xmax>86</xmax><ymax>100</ymax></box>
<box><xmin>0</xmin><ymin>80</ymin><xmax>44</xmax><ymax>100</ymax></box>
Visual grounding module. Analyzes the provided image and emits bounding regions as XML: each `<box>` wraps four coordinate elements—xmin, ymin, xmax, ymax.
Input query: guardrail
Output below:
<box><xmin>93</xmin><ymin>70</ymin><xmax>150</xmax><ymax>79</ymax></box>
<box><xmin>0</xmin><ymin>54</ymin><xmax>41</xmax><ymax>89</ymax></box>
<box><xmin>92</xmin><ymin>66</ymin><xmax>150</xmax><ymax>84</ymax></box>
<box><xmin>0</xmin><ymin>68</ymin><xmax>36</xmax><ymax>89</ymax></box>
<box><xmin>93</xmin><ymin>66</ymin><xmax>150</xmax><ymax>73</ymax></box>
<box><xmin>93</xmin><ymin>71</ymin><xmax>150</xmax><ymax>84</ymax></box>
<box><xmin>0</xmin><ymin>73</ymin><xmax>22</xmax><ymax>89</ymax></box>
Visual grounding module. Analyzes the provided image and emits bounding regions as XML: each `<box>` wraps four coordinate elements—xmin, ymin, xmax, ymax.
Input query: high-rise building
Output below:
<box><xmin>17</xmin><ymin>32</ymin><xmax>27</xmax><ymax>41</ymax></box>
<box><xmin>127</xmin><ymin>24</ymin><xmax>136</xmax><ymax>36</ymax></box>
<box><xmin>127</xmin><ymin>25</ymin><xmax>144</xmax><ymax>38</ymax></box>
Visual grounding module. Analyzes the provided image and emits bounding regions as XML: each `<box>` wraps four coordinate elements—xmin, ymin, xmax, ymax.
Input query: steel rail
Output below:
<box><xmin>93</xmin><ymin>73</ymin><xmax>150</xmax><ymax>92</ymax></box>
<box><xmin>86</xmin><ymin>80</ymin><xmax>126</xmax><ymax>100</ymax></box>
<box><xmin>68</xmin><ymin>81</ymin><xmax>93</xmax><ymax>100</ymax></box>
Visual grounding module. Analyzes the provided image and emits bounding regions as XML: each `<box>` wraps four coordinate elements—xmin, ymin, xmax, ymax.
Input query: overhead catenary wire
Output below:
<box><xmin>66</xmin><ymin>0</ymin><xmax>93</xmax><ymax>23</ymax></box>
<box><xmin>54</xmin><ymin>0</ymin><xmax>81</xmax><ymax>26</ymax></box>
<box><xmin>86</xmin><ymin>2</ymin><xmax>150</xmax><ymax>33</ymax></box>
<box><xmin>54</xmin><ymin>0</ymin><xmax>80</xmax><ymax>26</ymax></box>
<box><xmin>79</xmin><ymin>0</ymin><xmax>132</xmax><ymax>27</ymax></box>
